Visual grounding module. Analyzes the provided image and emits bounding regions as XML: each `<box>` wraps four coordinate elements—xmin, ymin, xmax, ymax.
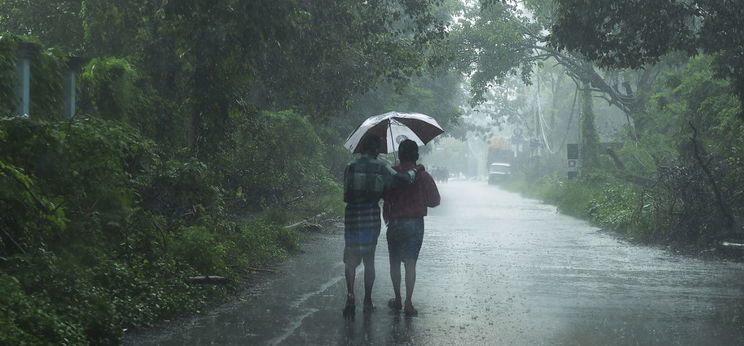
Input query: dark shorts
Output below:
<box><xmin>386</xmin><ymin>217</ymin><xmax>424</xmax><ymax>260</ymax></box>
<box><xmin>344</xmin><ymin>202</ymin><xmax>381</xmax><ymax>264</ymax></box>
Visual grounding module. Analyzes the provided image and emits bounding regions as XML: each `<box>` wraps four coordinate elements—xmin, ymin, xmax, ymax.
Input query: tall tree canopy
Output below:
<box><xmin>550</xmin><ymin>0</ymin><xmax>744</xmax><ymax>113</ymax></box>
<box><xmin>0</xmin><ymin>0</ymin><xmax>450</xmax><ymax>153</ymax></box>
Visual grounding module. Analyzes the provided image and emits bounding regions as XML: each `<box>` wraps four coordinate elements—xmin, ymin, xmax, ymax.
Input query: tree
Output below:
<box><xmin>550</xmin><ymin>0</ymin><xmax>744</xmax><ymax>115</ymax></box>
<box><xmin>450</xmin><ymin>0</ymin><xmax>641</xmax><ymax>170</ymax></box>
<box><xmin>0</xmin><ymin>0</ymin><xmax>84</xmax><ymax>52</ymax></box>
<box><xmin>1</xmin><ymin>0</ymin><xmax>450</xmax><ymax>155</ymax></box>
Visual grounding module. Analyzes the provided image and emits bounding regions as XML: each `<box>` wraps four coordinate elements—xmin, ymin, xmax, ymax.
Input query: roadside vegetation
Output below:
<box><xmin>506</xmin><ymin>55</ymin><xmax>743</xmax><ymax>247</ymax></box>
<box><xmin>2</xmin><ymin>0</ymin><xmax>743</xmax><ymax>344</ymax></box>
<box><xmin>0</xmin><ymin>34</ymin><xmax>338</xmax><ymax>344</ymax></box>
<box><xmin>0</xmin><ymin>1</ymin><xmax>464</xmax><ymax>344</ymax></box>
<box><xmin>494</xmin><ymin>2</ymin><xmax>744</xmax><ymax>248</ymax></box>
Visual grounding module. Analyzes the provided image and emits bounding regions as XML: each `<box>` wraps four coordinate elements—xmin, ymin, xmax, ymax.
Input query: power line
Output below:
<box><xmin>536</xmin><ymin>77</ymin><xmax>556</xmax><ymax>154</ymax></box>
<box><xmin>536</xmin><ymin>75</ymin><xmax>578</xmax><ymax>155</ymax></box>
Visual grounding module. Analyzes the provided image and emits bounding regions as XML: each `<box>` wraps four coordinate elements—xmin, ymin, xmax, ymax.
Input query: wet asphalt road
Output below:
<box><xmin>125</xmin><ymin>180</ymin><xmax>744</xmax><ymax>345</ymax></box>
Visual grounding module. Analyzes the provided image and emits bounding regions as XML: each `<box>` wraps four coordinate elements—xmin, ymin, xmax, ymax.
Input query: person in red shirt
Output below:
<box><xmin>383</xmin><ymin>139</ymin><xmax>440</xmax><ymax>317</ymax></box>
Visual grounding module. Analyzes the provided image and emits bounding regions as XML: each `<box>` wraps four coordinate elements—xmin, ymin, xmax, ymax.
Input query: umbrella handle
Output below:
<box><xmin>389</xmin><ymin>121</ymin><xmax>397</xmax><ymax>162</ymax></box>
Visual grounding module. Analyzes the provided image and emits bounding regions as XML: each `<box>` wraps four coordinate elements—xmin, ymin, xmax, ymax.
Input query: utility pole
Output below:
<box><xmin>15</xmin><ymin>42</ymin><xmax>38</xmax><ymax>116</ymax></box>
<box><xmin>65</xmin><ymin>57</ymin><xmax>87</xmax><ymax>119</ymax></box>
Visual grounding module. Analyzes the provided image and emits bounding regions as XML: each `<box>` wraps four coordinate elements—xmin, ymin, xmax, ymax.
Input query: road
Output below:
<box><xmin>125</xmin><ymin>180</ymin><xmax>744</xmax><ymax>345</ymax></box>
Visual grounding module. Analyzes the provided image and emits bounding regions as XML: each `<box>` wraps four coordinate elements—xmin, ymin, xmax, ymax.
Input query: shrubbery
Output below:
<box><xmin>0</xmin><ymin>112</ymin><xmax>339</xmax><ymax>344</ymax></box>
<box><xmin>216</xmin><ymin>109</ymin><xmax>343</xmax><ymax>216</ymax></box>
<box><xmin>507</xmin><ymin>56</ymin><xmax>744</xmax><ymax>247</ymax></box>
<box><xmin>0</xmin><ymin>30</ymin><xmax>346</xmax><ymax>343</ymax></box>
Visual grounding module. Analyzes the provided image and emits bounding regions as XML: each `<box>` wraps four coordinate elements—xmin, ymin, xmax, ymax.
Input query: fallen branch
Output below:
<box><xmin>284</xmin><ymin>210</ymin><xmax>330</xmax><ymax>229</ymax></box>
<box><xmin>187</xmin><ymin>276</ymin><xmax>229</xmax><ymax>285</ymax></box>
<box><xmin>246</xmin><ymin>266</ymin><xmax>278</xmax><ymax>273</ymax></box>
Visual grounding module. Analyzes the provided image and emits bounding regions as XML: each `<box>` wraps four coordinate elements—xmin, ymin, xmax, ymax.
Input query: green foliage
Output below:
<box><xmin>450</xmin><ymin>1</ymin><xmax>538</xmax><ymax>104</ymax></box>
<box><xmin>29</xmin><ymin>47</ymin><xmax>67</xmax><ymax>119</ymax></box>
<box><xmin>217</xmin><ymin>110</ymin><xmax>341</xmax><ymax>214</ymax></box>
<box><xmin>172</xmin><ymin>225</ymin><xmax>229</xmax><ymax>275</ymax></box>
<box><xmin>551</xmin><ymin>0</ymin><xmax>744</xmax><ymax>115</ymax></box>
<box><xmin>507</xmin><ymin>173</ymin><xmax>595</xmax><ymax>218</ymax></box>
<box><xmin>142</xmin><ymin>157</ymin><xmax>223</xmax><ymax>226</ymax></box>
<box><xmin>0</xmin><ymin>34</ymin><xmax>18</xmax><ymax>115</ymax></box>
<box><xmin>0</xmin><ymin>1</ymin><xmax>451</xmax><ymax>153</ymax></box>
<box><xmin>80</xmin><ymin>58</ymin><xmax>139</xmax><ymax>121</ymax></box>
<box><xmin>510</xmin><ymin>55</ymin><xmax>744</xmax><ymax>245</ymax></box>
<box><xmin>508</xmin><ymin>173</ymin><xmax>666</xmax><ymax>242</ymax></box>
<box><xmin>0</xmin><ymin>117</ymin><xmax>156</xmax><ymax>249</ymax></box>
<box><xmin>344</xmin><ymin>70</ymin><xmax>464</xmax><ymax>132</ymax></box>
<box><xmin>0</xmin><ymin>117</ymin><xmax>306</xmax><ymax>344</ymax></box>
<box><xmin>645</xmin><ymin>56</ymin><xmax>743</xmax><ymax>239</ymax></box>
<box><xmin>0</xmin><ymin>33</ymin><xmax>69</xmax><ymax>119</ymax></box>
<box><xmin>551</xmin><ymin>0</ymin><xmax>696</xmax><ymax>69</ymax></box>
<box><xmin>0</xmin><ymin>0</ymin><xmax>84</xmax><ymax>53</ymax></box>
<box><xmin>0</xmin><ymin>35</ymin><xmax>343</xmax><ymax>343</ymax></box>
<box><xmin>579</xmin><ymin>86</ymin><xmax>600</xmax><ymax>170</ymax></box>
<box><xmin>78</xmin><ymin>57</ymin><xmax>182</xmax><ymax>148</ymax></box>
<box><xmin>0</xmin><ymin>2</ymin><xmax>459</xmax><ymax>344</ymax></box>
<box><xmin>0</xmin><ymin>158</ymin><xmax>65</xmax><ymax>254</ymax></box>
<box><xmin>220</xmin><ymin>221</ymin><xmax>302</xmax><ymax>268</ymax></box>
<box><xmin>0</xmin><ymin>272</ymin><xmax>87</xmax><ymax>346</ymax></box>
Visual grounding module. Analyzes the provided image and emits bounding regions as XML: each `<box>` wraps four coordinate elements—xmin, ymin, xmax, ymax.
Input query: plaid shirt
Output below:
<box><xmin>343</xmin><ymin>154</ymin><xmax>416</xmax><ymax>246</ymax></box>
<box><xmin>343</xmin><ymin>154</ymin><xmax>415</xmax><ymax>204</ymax></box>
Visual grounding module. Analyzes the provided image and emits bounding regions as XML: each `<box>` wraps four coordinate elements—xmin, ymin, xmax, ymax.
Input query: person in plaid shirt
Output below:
<box><xmin>343</xmin><ymin>135</ymin><xmax>422</xmax><ymax>317</ymax></box>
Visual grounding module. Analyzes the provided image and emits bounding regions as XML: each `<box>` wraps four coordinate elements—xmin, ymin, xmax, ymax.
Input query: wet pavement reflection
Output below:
<box><xmin>125</xmin><ymin>181</ymin><xmax>744</xmax><ymax>345</ymax></box>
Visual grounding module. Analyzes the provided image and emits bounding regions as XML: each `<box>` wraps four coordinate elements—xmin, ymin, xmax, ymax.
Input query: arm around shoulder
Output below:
<box><xmin>384</xmin><ymin>163</ymin><xmax>415</xmax><ymax>188</ymax></box>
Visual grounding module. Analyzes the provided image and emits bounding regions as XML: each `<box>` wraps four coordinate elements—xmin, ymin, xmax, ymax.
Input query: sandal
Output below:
<box><xmin>343</xmin><ymin>294</ymin><xmax>355</xmax><ymax>317</ymax></box>
<box><xmin>343</xmin><ymin>302</ymin><xmax>355</xmax><ymax>317</ymax></box>
<box><xmin>404</xmin><ymin>305</ymin><xmax>418</xmax><ymax>317</ymax></box>
<box><xmin>363</xmin><ymin>301</ymin><xmax>375</xmax><ymax>313</ymax></box>
<box><xmin>388</xmin><ymin>298</ymin><xmax>402</xmax><ymax>311</ymax></box>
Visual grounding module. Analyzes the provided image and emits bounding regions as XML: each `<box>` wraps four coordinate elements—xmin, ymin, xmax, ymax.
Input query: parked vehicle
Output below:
<box><xmin>487</xmin><ymin>136</ymin><xmax>514</xmax><ymax>184</ymax></box>
<box><xmin>488</xmin><ymin>162</ymin><xmax>511</xmax><ymax>184</ymax></box>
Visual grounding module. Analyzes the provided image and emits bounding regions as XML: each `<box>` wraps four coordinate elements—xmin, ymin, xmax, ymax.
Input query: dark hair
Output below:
<box><xmin>361</xmin><ymin>135</ymin><xmax>382</xmax><ymax>155</ymax></box>
<box><xmin>398</xmin><ymin>139</ymin><xmax>419</xmax><ymax>162</ymax></box>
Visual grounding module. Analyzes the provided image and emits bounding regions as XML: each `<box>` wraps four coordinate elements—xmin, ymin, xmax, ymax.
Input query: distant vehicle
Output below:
<box><xmin>488</xmin><ymin>162</ymin><xmax>511</xmax><ymax>184</ymax></box>
<box><xmin>487</xmin><ymin>136</ymin><xmax>514</xmax><ymax>185</ymax></box>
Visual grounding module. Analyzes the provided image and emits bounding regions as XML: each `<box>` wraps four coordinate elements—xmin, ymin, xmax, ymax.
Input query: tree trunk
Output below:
<box><xmin>580</xmin><ymin>82</ymin><xmax>600</xmax><ymax>171</ymax></box>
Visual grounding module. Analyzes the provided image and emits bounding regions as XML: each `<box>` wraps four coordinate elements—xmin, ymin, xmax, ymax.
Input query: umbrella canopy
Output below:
<box><xmin>344</xmin><ymin>111</ymin><xmax>444</xmax><ymax>154</ymax></box>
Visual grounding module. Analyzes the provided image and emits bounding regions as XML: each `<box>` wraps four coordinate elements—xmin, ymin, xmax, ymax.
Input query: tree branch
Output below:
<box><xmin>689</xmin><ymin>121</ymin><xmax>734</xmax><ymax>228</ymax></box>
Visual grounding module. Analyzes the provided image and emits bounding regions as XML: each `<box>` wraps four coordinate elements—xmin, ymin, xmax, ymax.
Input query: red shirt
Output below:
<box><xmin>383</xmin><ymin>162</ymin><xmax>440</xmax><ymax>222</ymax></box>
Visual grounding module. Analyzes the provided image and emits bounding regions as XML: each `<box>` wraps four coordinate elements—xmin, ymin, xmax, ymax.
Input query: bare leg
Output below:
<box><xmin>362</xmin><ymin>253</ymin><xmax>375</xmax><ymax>307</ymax></box>
<box><xmin>403</xmin><ymin>259</ymin><xmax>417</xmax><ymax>312</ymax></box>
<box><xmin>389</xmin><ymin>255</ymin><xmax>403</xmax><ymax>302</ymax></box>
<box><xmin>345</xmin><ymin>257</ymin><xmax>361</xmax><ymax>305</ymax></box>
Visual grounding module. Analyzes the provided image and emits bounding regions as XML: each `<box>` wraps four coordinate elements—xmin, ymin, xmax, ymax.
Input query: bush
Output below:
<box><xmin>0</xmin><ymin>116</ymin><xmax>156</xmax><ymax>252</ymax></box>
<box><xmin>0</xmin><ymin>34</ymin><xmax>68</xmax><ymax>119</ymax></box>
<box><xmin>0</xmin><ymin>35</ymin><xmax>342</xmax><ymax>344</ymax></box>
<box><xmin>0</xmin><ymin>116</ymin><xmax>309</xmax><ymax>344</ymax></box>
<box><xmin>141</xmin><ymin>157</ymin><xmax>224</xmax><ymax>227</ymax></box>
<box><xmin>216</xmin><ymin>110</ymin><xmax>341</xmax><ymax>216</ymax></box>
<box><xmin>0</xmin><ymin>272</ymin><xmax>86</xmax><ymax>346</ymax></box>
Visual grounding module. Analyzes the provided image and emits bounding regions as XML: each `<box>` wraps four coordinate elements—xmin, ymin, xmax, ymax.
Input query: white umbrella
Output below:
<box><xmin>344</xmin><ymin>112</ymin><xmax>444</xmax><ymax>154</ymax></box>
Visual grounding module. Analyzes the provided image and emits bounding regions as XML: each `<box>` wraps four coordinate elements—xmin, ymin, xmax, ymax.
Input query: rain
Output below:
<box><xmin>1</xmin><ymin>1</ymin><xmax>743</xmax><ymax>345</ymax></box>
